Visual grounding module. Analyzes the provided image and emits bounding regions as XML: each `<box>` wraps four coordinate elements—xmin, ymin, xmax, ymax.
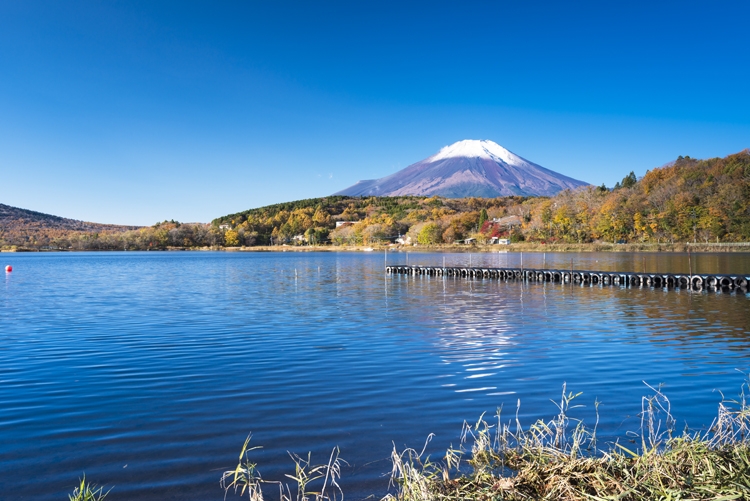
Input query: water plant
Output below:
<box><xmin>74</xmin><ymin>383</ymin><xmax>750</xmax><ymax>500</ymax></box>
<box><xmin>68</xmin><ymin>475</ymin><xmax>109</xmax><ymax>501</ymax></box>
<box><xmin>221</xmin><ymin>435</ymin><xmax>345</xmax><ymax>501</ymax></box>
<box><xmin>385</xmin><ymin>382</ymin><xmax>750</xmax><ymax>500</ymax></box>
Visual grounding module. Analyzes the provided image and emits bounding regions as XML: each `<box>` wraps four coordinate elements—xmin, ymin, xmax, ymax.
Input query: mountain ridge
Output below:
<box><xmin>0</xmin><ymin>203</ymin><xmax>141</xmax><ymax>232</ymax></box>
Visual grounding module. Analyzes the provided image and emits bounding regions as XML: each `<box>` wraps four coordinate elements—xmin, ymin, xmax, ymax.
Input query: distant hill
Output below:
<box><xmin>0</xmin><ymin>203</ymin><xmax>142</xmax><ymax>249</ymax></box>
<box><xmin>335</xmin><ymin>139</ymin><xmax>589</xmax><ymax>198</ymax></box>
<box><xmin>0</xmin><ymin>203</ymin><xmax>140</xmax><ymax>233</ymax></box>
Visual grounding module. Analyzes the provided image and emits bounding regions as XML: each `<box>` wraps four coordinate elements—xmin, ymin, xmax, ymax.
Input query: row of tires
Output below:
<box><xmin>385</xmin><ymin>266</ymin><xmax>750</xmax><ymax>289</ymax></box>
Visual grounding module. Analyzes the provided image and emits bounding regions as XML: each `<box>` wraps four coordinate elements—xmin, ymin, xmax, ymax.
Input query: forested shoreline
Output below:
<box><xmin>2</xmin><ymin>150</ymin><xmax>749</xmax><ymax>251</ymax></box>
<box><xmin>214</xmin><ymin>149</ymin><xmax>750</xmax><ymax>247</ymax></box>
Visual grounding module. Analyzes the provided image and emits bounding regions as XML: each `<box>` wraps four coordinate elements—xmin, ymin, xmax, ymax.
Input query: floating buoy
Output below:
<box><xmin>5</xmin><ymin>265</ymin><xmax>11</xmax><ymax>272</ymax></box>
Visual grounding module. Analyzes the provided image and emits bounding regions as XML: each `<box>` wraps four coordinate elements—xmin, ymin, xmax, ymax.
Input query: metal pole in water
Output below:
<box><xmin>521</xmin><ymin>252</ymin><xmax>523</xmax><ymax>271</ymax></box>
<box><xmin>570</xmin><ymin>259</ymin><xmax>573</xmax><ymax>284</ymax></box>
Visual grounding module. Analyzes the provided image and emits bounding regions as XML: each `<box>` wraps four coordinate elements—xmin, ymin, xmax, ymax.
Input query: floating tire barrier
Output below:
<box><xmin>387</xmin><ymin>265</ymin><xmax>750</xmax><ymax>293</ymax></box>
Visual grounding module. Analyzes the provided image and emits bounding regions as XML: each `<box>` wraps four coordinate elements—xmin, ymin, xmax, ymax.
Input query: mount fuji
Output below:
<box><xmin>334</xmin><ymin>140</ymin><xmax>589</xmax><ymax>198</ymax></box>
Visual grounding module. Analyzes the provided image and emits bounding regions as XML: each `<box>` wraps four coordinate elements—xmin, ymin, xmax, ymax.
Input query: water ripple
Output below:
<box><xmin>0</xmin><ymin>251</ymin><xmax>749</xmax><ymax>500</ymax></box>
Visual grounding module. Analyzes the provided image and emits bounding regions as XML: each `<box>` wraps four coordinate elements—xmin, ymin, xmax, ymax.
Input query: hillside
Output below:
<box><xmin>217</xmin><ymin>149</ymin><xmax>750</xmax><ymax>246</ymax></box>
<box><xmin>0</xmin><ymin>204</ymin><xmax>140</xmax><ymax>232</ymax></box>
<box><xmin>214</xmin><ymin>195</ymin><xmax>529</xmax><ymax>246</ymax></box>
<box><xmin>0</xmin><ymin>204</ymin><xmax>141</xmax><ymax>249</ymax></box>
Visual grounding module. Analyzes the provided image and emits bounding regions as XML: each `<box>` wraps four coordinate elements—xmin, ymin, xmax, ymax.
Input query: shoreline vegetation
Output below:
<box><xmin>4</xmin><ymin>150</ymin><xmax>750</xmax><ymax>254</ymax></box>
<box><xmin>72</xmin><ymin>384</ymin><xmax>750</xmax><ymax>501</ymax></box>
<box><xmin>5</xmin><ymin>242</ymin><xmax>750</xmax><ymax>253</ymax></box>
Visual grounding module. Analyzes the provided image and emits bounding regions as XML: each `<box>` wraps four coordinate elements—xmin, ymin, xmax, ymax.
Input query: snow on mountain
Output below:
<box><xmin>334</xmin><ymin>140</ymin><xmax>589</xmax><ymax>198</ymax></box>
<box><xmin>429</xmin><ymin>139</ymin><xmax>522</xmax><ymax>164</ymax></box>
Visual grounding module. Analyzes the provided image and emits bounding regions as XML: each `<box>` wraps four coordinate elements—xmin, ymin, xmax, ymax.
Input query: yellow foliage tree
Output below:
<box><xmin>224</xmin><ymin>229</ymin><xmax>239</xmax><ymax>247</ymax></box>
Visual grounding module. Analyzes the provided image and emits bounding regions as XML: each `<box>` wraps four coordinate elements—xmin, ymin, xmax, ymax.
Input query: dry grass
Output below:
<box><xmin>385</xmin><ymin>383</ymin><xmax>750</xmax><ymax>501</ymax></box>
<box><xmin>221</xmin><ymin>435</ymin><xmax>346</xmax><ymax>501</ymax></box>
<box><xmin>70</xmin><ymin>384</ymin><xmax>750</xmax><ymax>500</ymax></box>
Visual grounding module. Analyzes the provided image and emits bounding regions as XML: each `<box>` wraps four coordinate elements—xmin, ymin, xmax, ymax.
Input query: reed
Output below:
<box><xmin>221</xmin><ymin>435</ymin><xmax>345</xmax><ymax>501</ymax></box>
<box><xmin>70</xmin><ymin>383</ymin><xmax>750</xmax><ymax>500</ymax></box>
<box><xmin>68</xmin><ymin>475</ymin><xmax>109</xmax><ymax>501</ymax></box>
<box><xmin>385</xmin><ymin>382</ymin><xmax>750</xmax><ymax>501</ymax></box>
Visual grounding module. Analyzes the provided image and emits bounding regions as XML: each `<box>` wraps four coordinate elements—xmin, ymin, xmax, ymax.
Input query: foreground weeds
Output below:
<box><xmin>68</xmin><ymin>475</ymin><xmax>109</xmax><ymax>501</ymax></box>
<box><xmin>221</xmin><ymin>435</ymin><xmax>345</xmax><ymax>501</ymax></box>
<box><xmin>73</xmin><ymin>383</ymin><xmax>750</xmax><ymax>500</ymax></box>
<box><xmin>386</xmin><ymin>383</ymin><xmax>750</xmax><ymax>501</ymax></box>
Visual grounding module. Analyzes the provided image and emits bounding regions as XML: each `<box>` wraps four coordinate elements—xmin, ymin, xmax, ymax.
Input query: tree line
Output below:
<box><xmin>214</xmin><ymin>149</ymin><xmax>750</xmax><ymax>246</ymax></box>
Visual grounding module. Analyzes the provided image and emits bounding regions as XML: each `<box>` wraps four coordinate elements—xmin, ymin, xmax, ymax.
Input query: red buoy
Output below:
<box><xmin>5</xmin><ymin>265</ymin><xmax>11</xmax><ymax>272</ymax></box>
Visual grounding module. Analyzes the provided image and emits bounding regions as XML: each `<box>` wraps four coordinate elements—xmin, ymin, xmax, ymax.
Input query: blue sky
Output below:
<box><xmin>1</xmin><ymin>1</ymin><xmax>749</xmax><ymax>225</ymax></box>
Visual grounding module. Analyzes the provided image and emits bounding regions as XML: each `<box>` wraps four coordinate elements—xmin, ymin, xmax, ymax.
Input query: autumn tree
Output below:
<box><xmin>417</xmin><ymin>222</ymin><xmax>442</xmax><ymax>245</ymax></box>
<box><xmin>224</xmin><ymin>229</ymin><xmax>239</xmax><ymax>247</ymax></box>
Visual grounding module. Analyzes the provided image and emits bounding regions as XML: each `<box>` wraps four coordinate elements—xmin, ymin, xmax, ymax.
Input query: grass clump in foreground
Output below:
<box><xmin>222</xmin><ymin>438</ymin><xmax>346</xmax><ymax>501</ymax></box>
<box><xmin>386</xmin><ymin>383</ymin><xmax>750</xmax><ymax>501</ymax></box>
<box><xmin>223</xmin><ymin>383</ymin><xmax>750</xmax><ymax>501</ymax></box>
<box><xmin>68</xmin><ymin>475</ymin><xmax>109</xmax><ymax>501</ymax></box>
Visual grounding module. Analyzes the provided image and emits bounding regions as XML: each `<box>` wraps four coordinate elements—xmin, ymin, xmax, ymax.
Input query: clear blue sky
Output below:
<box><xmin>1</xmin><ymin>1</ymin><xmax>748</xmax><ymax>226</ymax></box>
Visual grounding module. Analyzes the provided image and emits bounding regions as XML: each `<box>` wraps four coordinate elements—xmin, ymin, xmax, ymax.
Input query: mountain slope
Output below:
<box><xmin>0</xmin><ymin>203</ymin><xmax>140</xmax><ymax>232</ymax></box>
<box><xmin>335</xmin><ymin>139</ymin><xmax>588</xmax><ymax>197</ymax></box>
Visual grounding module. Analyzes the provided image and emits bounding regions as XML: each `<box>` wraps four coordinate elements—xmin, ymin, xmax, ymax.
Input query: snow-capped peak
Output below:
<box><xmin>429</xmin><ymin>139</ymin><xmax>523</xmax><ymax>165</ymax></box>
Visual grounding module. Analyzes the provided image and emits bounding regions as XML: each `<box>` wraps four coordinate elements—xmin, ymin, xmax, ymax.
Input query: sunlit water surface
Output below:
<box><xmin>1</xmin><ymin>251</ymin><xmax>749</xmax><ymax>500</ymax></box>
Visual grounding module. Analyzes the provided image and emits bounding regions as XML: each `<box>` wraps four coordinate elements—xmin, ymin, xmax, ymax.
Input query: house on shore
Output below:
<box><xmin>490</xmin><ymin>215</ymin><xmax>522</xmax><ymax>230</ymax></box>
<box><xmin>490</xmin><ymin>237</ymin><xmax>510</xmax><ymax>245</ymax></box>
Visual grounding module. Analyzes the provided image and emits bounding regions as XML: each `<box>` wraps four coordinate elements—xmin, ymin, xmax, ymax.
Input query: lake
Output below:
<box><xmin>1</xmin><ymin>251</ymin><xmax>749</xmax><ymax>500</ymax></box>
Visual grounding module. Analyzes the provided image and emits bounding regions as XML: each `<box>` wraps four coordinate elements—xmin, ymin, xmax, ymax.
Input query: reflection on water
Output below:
<box><xmin>0</xmin><ymin>252</ymin><xmax>749</xmax><ymax>501</ymax></box>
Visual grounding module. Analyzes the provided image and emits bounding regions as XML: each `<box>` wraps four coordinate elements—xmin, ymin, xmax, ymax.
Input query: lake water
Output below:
<box><xmin>2</xmin><ymin>251</ymin><xmax>750</xmax><ymax>500</ymax></box>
